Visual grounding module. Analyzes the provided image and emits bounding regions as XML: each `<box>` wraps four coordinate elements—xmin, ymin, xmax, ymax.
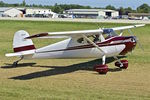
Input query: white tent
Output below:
<box><xmin>4</xmin><ymin>8</ymin><xmax>23</xmax><ymax>17</ymax></box>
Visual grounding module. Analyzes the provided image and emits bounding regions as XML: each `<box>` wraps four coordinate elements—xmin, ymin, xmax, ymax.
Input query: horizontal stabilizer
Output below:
<box><xmin>5</xmin><ymin>50</ymin><xmax>35</xmax><ymax>57</ymax></box>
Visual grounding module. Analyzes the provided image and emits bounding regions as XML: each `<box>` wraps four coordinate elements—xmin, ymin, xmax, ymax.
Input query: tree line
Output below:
<box><xmin>0</xmin><ymin>1</ymin><xmax>150</xmax><ymax>15</ymax></box>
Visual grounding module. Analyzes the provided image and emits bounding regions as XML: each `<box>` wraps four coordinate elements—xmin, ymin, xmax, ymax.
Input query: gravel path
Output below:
<box><xmin>0</xmin><ymin>17</ymin><xmax>150</xmax><ymax>24</ymax></box>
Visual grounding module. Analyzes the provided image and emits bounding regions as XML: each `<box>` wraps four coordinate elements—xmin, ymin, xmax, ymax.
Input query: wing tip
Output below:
<box><xmin>135</xmin><ymin>24</ymin><xmax>145</xmax><ymax>27</ymax></box>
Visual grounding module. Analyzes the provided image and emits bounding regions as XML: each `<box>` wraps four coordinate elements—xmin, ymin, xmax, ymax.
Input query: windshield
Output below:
<box><xmin>103</xmin><ymin>29</ymin><xmax>118</xmax><ymax>37</ymax></box>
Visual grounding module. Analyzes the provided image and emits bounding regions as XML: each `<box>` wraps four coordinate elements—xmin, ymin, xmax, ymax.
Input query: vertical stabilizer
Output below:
<box><xmin>13</xmin><ymin>30</ymin><xmax>35</xmax><ymax>52</ymax></box>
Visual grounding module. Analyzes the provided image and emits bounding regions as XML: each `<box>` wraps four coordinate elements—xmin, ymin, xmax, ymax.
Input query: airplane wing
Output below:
<box><xmin>25</xmin><ymin>24</ymin><xmax>145</xmax><ymax>39</ymax></box>
<box><xmin>112</xmin><ymin>24</ymin><xmax>145</xmax><ymax>31</ymax></box>
<box><xmin>25</xmin><ymin>29</ymin><xmax>103</xmax><ymax>39</ymax></box>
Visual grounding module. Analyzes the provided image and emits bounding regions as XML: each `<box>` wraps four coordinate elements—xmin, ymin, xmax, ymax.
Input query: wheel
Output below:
<box><xmin>115</xmin><ymin>60</ymin><xmax>128</xmax><ymax>69</ymax></box>
<box><xmin>94</xmin><ymin>64</ymin><xmax>108</xmax><ymax>74</ymax></box>
<box><xmin>13</xmin><ymin>62</ymin><xmax>18</xmax><ymax>67</ymax></box>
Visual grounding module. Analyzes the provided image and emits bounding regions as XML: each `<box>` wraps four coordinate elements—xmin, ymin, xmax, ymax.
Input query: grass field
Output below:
<box><xmin>0</xmin><ymin>20</ymin><xmax>150</xmax><ymax>100</ymax></box>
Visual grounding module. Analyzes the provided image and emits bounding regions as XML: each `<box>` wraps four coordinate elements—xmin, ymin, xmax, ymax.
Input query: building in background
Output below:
<box><xmin>4</xmin><ymin>8</ymin><xmax>23</xmax><ymax>17</ymax></box>
<box><xmin>128</xmin><ymin>13</ymin><xmax>150</xmax><ymax>20</ymax></box>
<box><xmin>0</xmin><ymin>7</ymin><xmax>23</xmax><ymax>17</ymax></box>
<box><xmin>0</xmin><ymin>7</ymin><xmax>58</xmax><ymax>18</ymax></box>
<box><xmin>64</xmin><ymin>9</ymin><xmax>119</xmax><ymax>19</ymax></box>
<box><xmin>25</xmin><ymin>8</ymin><xmax>58</xmax><ymax>18</ymax></box>
<box><xmin>0</xmin><ymin>7</ymin><xmax>10</xmax><ymax>17</ymax></box>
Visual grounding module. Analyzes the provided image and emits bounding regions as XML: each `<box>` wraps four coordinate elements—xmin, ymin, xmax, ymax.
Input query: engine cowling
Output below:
<box><xmin>115</xmin><ymin>60</ymin><xmax>128</xmax><ymax>69</ymax></box>
<box><xmin>94</xmin><ymin>64</ymin><xmax>108</xmax><ymax>74</ymax></box>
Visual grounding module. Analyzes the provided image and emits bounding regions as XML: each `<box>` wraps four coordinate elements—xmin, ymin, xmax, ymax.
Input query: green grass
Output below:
<box><xmin>0</xmin><ymin>20</ymin><xmax>150</xmax><ymax>100</ymax></box>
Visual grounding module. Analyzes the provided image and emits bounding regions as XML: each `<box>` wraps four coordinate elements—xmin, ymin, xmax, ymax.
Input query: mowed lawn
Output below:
<box><xmin>0</xmin><ymin>20</ymin><xmax>150</xmax><ymax>100</ymax></box>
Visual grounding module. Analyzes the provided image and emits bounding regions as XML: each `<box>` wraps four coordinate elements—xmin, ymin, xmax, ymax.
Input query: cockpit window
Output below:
<box><xmin>77</xmin><ymin>29</ymin><xmax>118</xmax><ymax>44</ymax></box>
<box><xmin>103</xmin><ymin>29</ymin><xmax>118</xmax><ymax>38</ymax></box>
<box><xmin>103</xmin><ymin>29</ymin><xmax>117</xmax><ymax>39</ymax></box>
<box><xmin>77</xmin><ymin>38</ymin><xmax>84</xmax><ymax>43</ymax></box>
<box><xmin>77</xmin><ymin>35</ymin><xmax>101</xmax><ymax>44</ymax></box>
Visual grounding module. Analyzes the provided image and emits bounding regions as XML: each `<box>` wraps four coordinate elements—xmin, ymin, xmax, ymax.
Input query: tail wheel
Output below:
<box><xmin>94</xmin><ymin>64</ymin><xmax>108</xmax><ymax>74</ymax></box>
<box><xmin>115</xmin><ymin>60</ymin><xmax>128</xmax><ymax>69</ymax></box>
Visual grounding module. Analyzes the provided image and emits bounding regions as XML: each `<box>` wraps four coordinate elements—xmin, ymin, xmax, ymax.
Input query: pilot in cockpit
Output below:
<box><xmin>93</xmin><ymin>34</ymin><xmax>100</xmax><ymax>43</ymax></box>
<box><xmin>103</xmin><ymin>29</ymin><xmax>117</xmax><ymax>39</ymax></box>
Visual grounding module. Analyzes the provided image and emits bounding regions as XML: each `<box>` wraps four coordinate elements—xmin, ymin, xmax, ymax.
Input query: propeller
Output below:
<box><xmin>128</xmin><ymin>29</ymin><xmax>144</xmax><ymax>51</ymax></box>
<box><xmin>135</xmin><ymin>37</ymin><xmax>144</xmax><ymax>51</ymax></box>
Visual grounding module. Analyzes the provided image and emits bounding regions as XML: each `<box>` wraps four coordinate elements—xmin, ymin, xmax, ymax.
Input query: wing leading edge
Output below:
<box><xmin>25</xmin><ymin>24</ymin><xmax>145</xmax><ymax>39</ymax></box>
<box><xmin>112</xmin><ymin>24</ymin><xmax>145</xmax><ymax>31</ymax></box>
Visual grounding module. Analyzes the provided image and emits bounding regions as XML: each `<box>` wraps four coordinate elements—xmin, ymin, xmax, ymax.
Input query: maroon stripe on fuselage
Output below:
<box><xmin>14</xmin><ymin>45</ymin><xmax>35</xmax><ymax>52</ymax></box>
<box><xmin>60</xmin><ymin>36</ymin><xmax>132</xmax><ymax>51</ymax></box>
<box><xmin>36</xmin><ymin>42</ymin><xmax>125</xmax><ymax>53</ymax></box>
<box><xmin>36</xmin><ymin>36</ymin><xmax>135</xmax><ymax>54</ymax></box>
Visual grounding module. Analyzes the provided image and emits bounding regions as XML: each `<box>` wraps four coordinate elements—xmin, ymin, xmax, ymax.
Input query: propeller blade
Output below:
<box><xmin>128</xmin><ymin>29</ymin><xmax>144</xmax><ymax>51</ymax></box>
<box><xmin>136</xmin><ymin>37</ymin><xmax>144</xmax><ymax>51</ymax></box>
<box><xmin>128</xmin><ymin>29</ymin><xmax>134</xmax><ymax>36</ymax></box>
<box><xmin>137</xmin><ymin>40</ymin><xmax>144</xmax><ymax>51</ymax></box>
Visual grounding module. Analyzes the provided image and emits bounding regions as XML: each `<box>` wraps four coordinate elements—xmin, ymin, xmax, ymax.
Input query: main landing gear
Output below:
<box><xmin>82</xmin><ymin>34</ymin><xmax>128</xmax><ymax>74</ymax></box>
<box><xmin>82</xmin><ymin>34</ymin><xmax>109</xmax><ymax>74</ymax></box>
<box><xmin>94</xmin><ymin>64</ymin><xmax>108</xmax><ymax>74</ymax></box>
<box><xmin>114</xmin><ymin>56</ymin><xmax>128</xmax><ymax>69</ymax></box>
<box><xmin>94</xmin><ymin>56</ymin><xmax>128</xmax><ymax>75</ymax></box>
<box><xmin>115</xmin><ymin>60</ymin><xmax>128</xmax><ymax>69</ymax></box>
<box><xmin>94</xmin><ymin>55</ymin><xmax>109</xmax><ymax>74</ymax></box>
<box><xmin>13</xmin><ymin>56</ymin><xmax>24</xmax><ymax>67</ymax></box>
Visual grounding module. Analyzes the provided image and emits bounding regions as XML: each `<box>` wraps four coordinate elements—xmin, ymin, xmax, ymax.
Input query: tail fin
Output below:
<box><xmin>13</xmin><ymin>30</ymin><xmax>35</xmax><ymax>52</ymax></box>
<box><xmin>6</xmin><ymin>30</ymin><xmax>36</xmax><ymax>57</ymax></box>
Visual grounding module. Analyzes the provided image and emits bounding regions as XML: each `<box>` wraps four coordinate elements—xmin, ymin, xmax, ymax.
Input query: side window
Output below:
<box><xmin>77</xmin><ymin>38</ymin><xmax>84</xmax><ymax>44</ymax></box>
<box><xmin>88</xmin><ymin>35</ymin><xmax>101</xmax><ymax>43</ymax></box>
<box><xmin>93</xmin><ymin>35</ymin><xmax>100</xmax><ymax>43</ymax></box>
<box><xmin>77</xmin><ymin>35</ymin><xmax>101</xmax><ymax>44</ymax></box>
<box><xmin>103</xmin><ymin>33</ymin><xmax>109</xmax><ymax>39</ymax></box>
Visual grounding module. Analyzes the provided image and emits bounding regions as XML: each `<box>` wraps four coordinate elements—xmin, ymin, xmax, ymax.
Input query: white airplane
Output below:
<box><xmin>5</xmin><ymin>24</ymin><xmax>145</xmax><ymax>74</ymax></box>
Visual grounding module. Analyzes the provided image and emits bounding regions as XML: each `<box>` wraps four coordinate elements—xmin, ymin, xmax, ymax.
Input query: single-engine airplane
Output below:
<box><xmin>6</xmin><ymin>24</ymin><xmax>145</xmax><ymax>74</ymax></box>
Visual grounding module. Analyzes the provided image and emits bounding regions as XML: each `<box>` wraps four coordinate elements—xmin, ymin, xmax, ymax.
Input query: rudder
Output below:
<box><xmin>13</xmin><ymin>30</ymin><xmax>35</xmax><ymax>52</ymax></box>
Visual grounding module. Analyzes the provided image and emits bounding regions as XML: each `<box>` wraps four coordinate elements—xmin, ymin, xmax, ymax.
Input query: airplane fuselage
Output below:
<box><xmin>31</xmin><ymin>36</ymin><xmax>136</xmax><ymax>59</ymax></box>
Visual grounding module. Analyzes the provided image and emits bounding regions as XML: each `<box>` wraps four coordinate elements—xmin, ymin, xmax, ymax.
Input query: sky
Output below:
<box><xmin>1</xmin><ymin>0</ymin><xmax>150</xmax><ymax>9</ymax></box>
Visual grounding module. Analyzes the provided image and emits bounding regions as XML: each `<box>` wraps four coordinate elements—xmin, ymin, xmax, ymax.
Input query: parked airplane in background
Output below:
<box><xmin>6</xmin><ymin>24</ymin><xmax>145</xmax><ymax>74</ymax></box>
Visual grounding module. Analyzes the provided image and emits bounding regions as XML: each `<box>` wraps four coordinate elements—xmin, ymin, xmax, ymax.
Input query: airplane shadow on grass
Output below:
<box><xmin>2</xmin><ymin>56</ymin><xmax>126</xmax><ymax>80</ymax></box>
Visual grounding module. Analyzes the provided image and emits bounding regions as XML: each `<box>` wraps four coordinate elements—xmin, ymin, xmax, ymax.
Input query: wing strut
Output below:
<box><xmin>82</xmin><ymin>34</ymin><xmax>105</xmax><ymax>55</ymax></box>
<box><xmin>82</xmin><ymin>34</ymin><xmax>106</xmax><ymax>64</ymax></box>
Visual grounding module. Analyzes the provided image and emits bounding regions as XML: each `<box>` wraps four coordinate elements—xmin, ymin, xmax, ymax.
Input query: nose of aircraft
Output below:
<box><xmin>131</xmin><ymin>36</ymin><xmax>137</xmax><ymax>46</ymax></box>
<box><xmin>120</xmin><ymin>36</ymin><xmax>137</xmax><ymax>55</ymax></box>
